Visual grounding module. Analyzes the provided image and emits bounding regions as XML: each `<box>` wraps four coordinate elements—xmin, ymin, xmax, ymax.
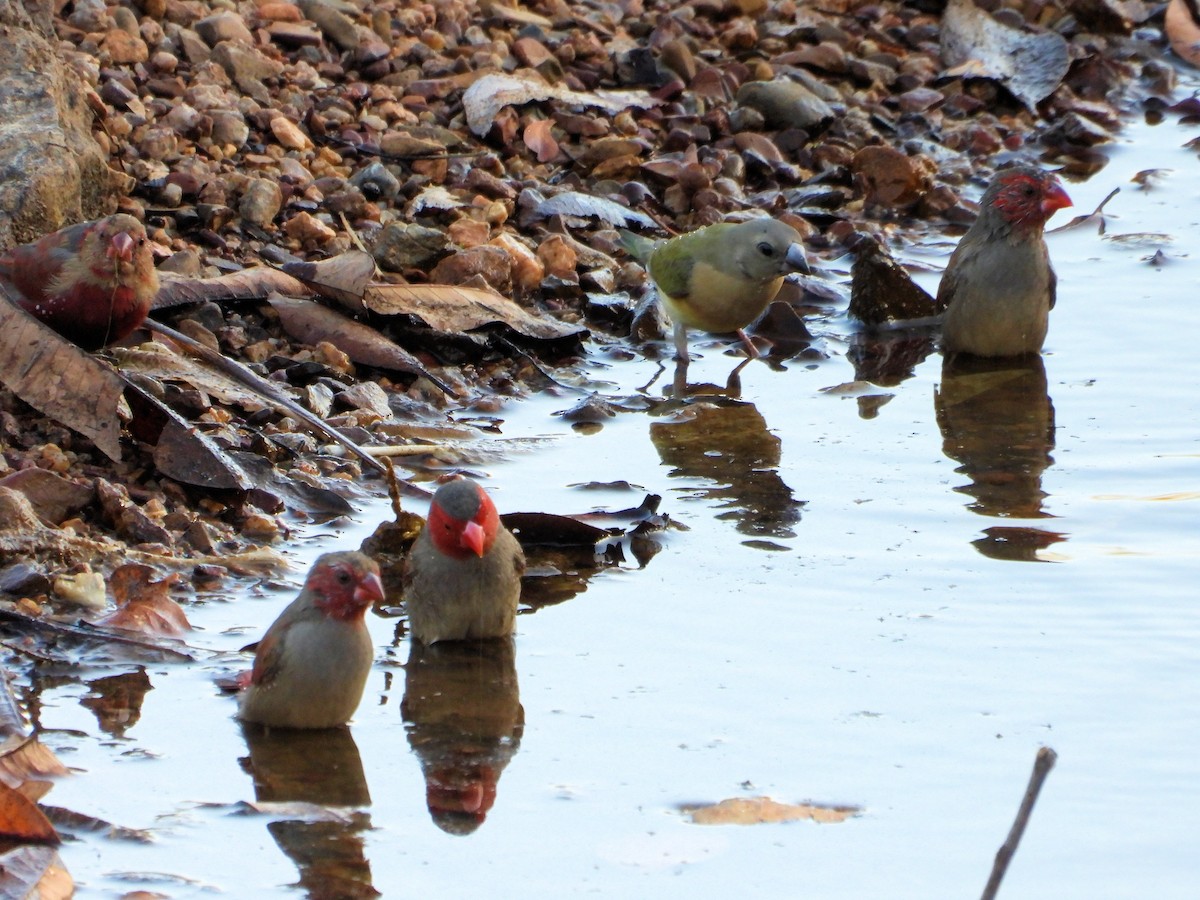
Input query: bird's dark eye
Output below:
<box><xmin>335</xmin><ymin>570</ymin><xmax>352</xmax><ymax>585</ymax></box>
<box><xmin>757</xmin><ymin>242</ymin><xmax>776</xmax><ymax>257</ymax></box>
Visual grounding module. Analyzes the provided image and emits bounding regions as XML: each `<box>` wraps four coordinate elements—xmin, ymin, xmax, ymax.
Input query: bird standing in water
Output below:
<box><xmin>238</xmin><ymin>551</ymin><xmax>384</xmax><ymax>729</ymax></box>
<box><xmin>621</xmin><ymin>217</ymin><xmax>810</xmax><ymax>361</ymax></box>
<box><xmin>403</xmin><ymin>478</ymin><xmax>525</xmax><ymax>645</ymax></box>
<box><xmin>936</xmin><ymin>167</ymin><xmax>1072</xmax><ymax>358</ymax></box>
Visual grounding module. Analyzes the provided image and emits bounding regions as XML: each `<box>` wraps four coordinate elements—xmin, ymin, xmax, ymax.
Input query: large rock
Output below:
<box><xmin>0</xmin><ymin>0</ymin><xmax>128</xmax><ymax>247</ymax></box>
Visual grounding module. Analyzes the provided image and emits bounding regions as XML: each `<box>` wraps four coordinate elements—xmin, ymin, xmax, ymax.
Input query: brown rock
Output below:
<box><xmin>0</xmin><ymin>469</ymin><xmax>94</xmax><ymax>525</ymax></box>
<box><xmin>430</xmin><ymin>245</ymin><xmax>513</xmax><ymax>293</ymax></box>
<box><xmin>851</xmin><ymin>146</ymin><xmax>934</xmax><ymax>208</ymax></box>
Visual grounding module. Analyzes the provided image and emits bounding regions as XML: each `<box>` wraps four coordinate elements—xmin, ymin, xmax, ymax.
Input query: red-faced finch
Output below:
<box><xmin>238</xmin><ymin>551</ymin><xmax>384</xmax><ymax>729</ymax></box>
<box><xmin>936</xmin><ymin>167</ymin><xmax>1073</xmax><ymax>358</ymax></box>
<box><xmin>0</xmin><ymin>214</ymin><xmax>159</xmax><ymax>350</ymax></box>
<box><xmin>403</xmin><ymin>478</ymin><xmax>525</xmax><ymax>645</ymax></box>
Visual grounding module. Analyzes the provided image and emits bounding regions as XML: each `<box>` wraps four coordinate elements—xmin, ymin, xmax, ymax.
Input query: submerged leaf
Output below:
<box><xmin>680</xmin><ymin>796</ymin><xmax>861</xmax><ymax>826</ymax></box>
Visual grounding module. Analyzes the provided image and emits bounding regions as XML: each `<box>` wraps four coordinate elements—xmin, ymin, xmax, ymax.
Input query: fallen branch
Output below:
<box><xmin>981</xmin><ymin>746</ymin><xmax>1058</xmax><ymax>900</ymax></box>
<box><xmin>145</xmin><ymin>320</ymin><xmax>390</xmax><ymax>477</ymax></box>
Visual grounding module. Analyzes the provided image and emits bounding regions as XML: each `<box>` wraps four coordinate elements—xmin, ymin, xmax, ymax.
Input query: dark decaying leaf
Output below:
<box><xmin>940</xmin><ymin>0</ymin><xmax>1070</xmax><ymax>110</ymax></box>
<box><xmin>847</xmin><ymin>234</ymin><xmax>938</xmax><ymax>325</ymax></box>
<box><xmin>122</xmin><ymin>378</ymin><xmax>253</xmax><ymax>491</ymax></box>
<box><xmin>152</xmin><ymin>267</ymin><xmax>310</xmax><ymax>311</ymax></box>
<box><xmin>0</xmin><ymin>291</ymin><xmax>124</xmax><ymax>461</ymax></box>
<box><xmin>228</xmin><ymin>451</ymin><xmax>355</xmax><ymax>518</ymax></box>
<box><xmin>501</xmin><ymin>512</ymin><xmax>617</xmax><ymax>547</ymax></box>
<box><xmin>268</xmin><ymin>295</ymin><xmax>459</xmax><ymax>397</ymax></box>
<box><xmin>363</xmin><ymin>283</ymin><xmax>588</xmax><ymax>343</ymax></box>
<box><xmin>279</xmin><ymin>251</ymin><xmax>377</xmax><ymax>315</ymax></box>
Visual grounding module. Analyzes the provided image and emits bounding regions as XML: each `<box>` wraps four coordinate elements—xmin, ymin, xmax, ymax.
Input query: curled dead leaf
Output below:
<box><xmin>99</xmin><ymin>564</ymin><xmax>191</xmax><ymax>638</ymax></box>
<box><xmin>1166</xmin><ymin>0</ymin><xmax>1200</xmax><ymax>67</ymax></box>
<box><xmin>267</xmin><ymin>295</ymin><xmax>459</xmax><ymax>396</ymax></box>
<box><xmin>0</xmin><ymin>781</ymin><xmax>59</xmax><ymax>843</ymax></box>
<box><xmin>362</xmin><ymin>283</ymin><xmax>587</xmax><ymax>343</ymax></box>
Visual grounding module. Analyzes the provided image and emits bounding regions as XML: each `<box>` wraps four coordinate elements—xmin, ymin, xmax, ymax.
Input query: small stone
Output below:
<box><xmin>338</xmin><ymin>382</ymin><xmax>392</xmax><ymax>418</ymax></box>
<box><xmin>240</xmin><ymin>177</ymin><xmax>283</xmax><ymax>227</ymax></box>
<box><xmin>372</xmin><ymin>222</ymin><xmax>449</xmax><ymax>270</ymax></box>
<box><xmin>195</xmin><ymin>11</ymin><xmax>254</xmax><ymax>46</ymax></box>
<box><xmin>270</xmin><ymin>115</ymin><xmax>314</xmax><ymax>150</ymax></box>
<box><xmin>240</xmin><ymin>513</ymin><xmax>280</xmax><ymax>540</ymax></box>
<box><xmin>53</xmin><ymin>569</ymin><xmax>107</xmax><ymax>610</ymax></box>
<box><xmin>210</xmin><ymin>109</ymin><xmax>249</xmax><ymax>147</ymax></box>
<box><xmin>283</xmin><ymin>211</ymin><xmax>338</xmax><ymax>246</ymax></box>
<box><xmin>736</xmin><ymin>79</ymin><xmax>835</xmax><ymax>130</ymax></box>
<box><xmin>297</xmin><ymin>0</ymin><xmax>361</xmax><ymax>51</ymax></box>
<box><xmin>429</xmin><ymin>245</ymin><xmax>513</xmax><ymax>293</ymax></box>
<box><xmin>101</xmin><ymin>29</ymin><xmax>150</xmax><ymax>64</ymax></box>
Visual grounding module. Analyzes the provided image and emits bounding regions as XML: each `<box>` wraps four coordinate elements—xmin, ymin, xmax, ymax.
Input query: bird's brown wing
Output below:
<box><xmin>934</xmin><ymin>255</ymin><xmax>961</xmax><ymax>313</ymax></box>
<box><xmin>0</xmin><ymin>221</ymin><xmax>90</xmax><ymax>305</ymax></box>
<box><xmin>1047</xmin><ymin>265</ymin><xmax>1057</xmax><ymax>311</ymax></box>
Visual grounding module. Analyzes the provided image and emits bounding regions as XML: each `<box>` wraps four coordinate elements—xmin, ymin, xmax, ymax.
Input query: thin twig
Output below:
<box><xmin>981</xmin><ymin>746</ymin><xmax>1058</xmax><ymax>900</ymax></box>
<box><xmin>0</xmin><ymin>608</ymin><xmax>195</xmax><ymax>661</ymax></box>
<box><xmin>144</xmin><ymin>320</ymin><xmax>390</xmax><ymax>477</ymax></box>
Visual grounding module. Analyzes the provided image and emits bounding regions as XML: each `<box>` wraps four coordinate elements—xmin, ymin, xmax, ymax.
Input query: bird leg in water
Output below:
<box><xmin>736</xmin><ymin>328</ymin><xmax>761</xmax><ymax>359</ymax></box>
<box><xmin>673</xmin><ymin>320</ymin><xmax>690</xmax><ymax>362</ymax></box>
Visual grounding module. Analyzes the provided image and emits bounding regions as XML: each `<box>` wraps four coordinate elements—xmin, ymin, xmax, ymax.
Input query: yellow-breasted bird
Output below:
<box><xmin>620</xmin><ymin>218</ymin><xmax>810</xmax><ymax>361</ymax></box>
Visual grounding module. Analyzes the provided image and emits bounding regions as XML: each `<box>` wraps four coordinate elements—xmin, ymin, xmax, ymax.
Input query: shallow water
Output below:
<box><xmin>36</xmin><ymin>102</ymin><xmax>1200</xmax><ymax>897</ymax></box>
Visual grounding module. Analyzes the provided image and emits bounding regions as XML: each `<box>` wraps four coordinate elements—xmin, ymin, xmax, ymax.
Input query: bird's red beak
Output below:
<box><xmin>1041</xmin><ymin>181</ymin><xmax>1073</xmax><ymax>217</ymax></box>
<box><xmin>107</xmin><ymin>231</ymin><xmax>136</xmax><ymax>262</ymax></box>
<box><xmin>354</xmin><ymin>571</ymin><xmax>386</xmax><ymax>605</ymax></box>
<box><xmin>461</xmin><ymin>521</ymin><xmax>487</xmax><ymax>557</ymax></box>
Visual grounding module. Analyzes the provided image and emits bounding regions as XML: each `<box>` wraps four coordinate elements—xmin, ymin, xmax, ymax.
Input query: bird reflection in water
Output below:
<box><xmin>402</xmin><ymin>637</ymin><xmax>523</xmax><ymax>835</ymax></box>
<box><xmin>935</xmin><ymin>354</ymin><xmax>1066</xmax><ymax>561</ymax></box>
<box><xmin>650</xmin><ymin>379</ymin><xmax>803</xmax><ymax>541</ymax></box>
<box><xmin>239</xmin><ymin>724</ymin><xmax>377</xmax><ymax>898</ymax></box>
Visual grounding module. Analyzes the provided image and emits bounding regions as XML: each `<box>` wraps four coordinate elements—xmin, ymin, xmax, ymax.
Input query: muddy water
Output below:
<box><xmin>40</xmin><ymin>107</ymin><xmax>1200</xmax><ymax>897</ymax></box>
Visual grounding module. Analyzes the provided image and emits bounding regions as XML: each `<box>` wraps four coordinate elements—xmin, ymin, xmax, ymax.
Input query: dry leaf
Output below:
<box><xmin>523</xmin><ymin>118</ymin><xmax>560</xmax><ymax>163</ymax></box>
<box><xmin>462</xmin><ymin>73</ymin><xmax>657</xmax><ymax>138</ymax></box>
<box><xmin>99</xmin><ymin>564</ymin><xmax>191</xmax><ymax>638</ymax></box>
<box><xmin>153</xmin><ymin>267</ymin><xmax>309</xmax><ymax>311</ymax></box>
<box><xmin>531</xmin><ymin>191</ymin><xmax>656</xmax><ymax>229</ymax></box>
<box><xmin>0</xmin><ymin>290</ymin><xmax>125</xmax><ymax>461</ymax></box>
<box><xmin>114</xmin><ymin>342</ymin><xmax>273</xmax><ymax>412</ymax></box>
<box><xmin>1166</xmin><ymin>0</ymin><xmax>1200</xmax><ymax>66</ymax></box>
<box><xmin>940</xmin><ymin>0</ymin><xmax>1070</xmax><ymax>110</ymax></box>
<box><xmin>0</xmin><ymin>781</ymin><xmax>60</xmax><ymax>843</ymax></box>
<box><xmin>279</xmin><ymin>251</ymin><xmax>377</xmax><ymax>315</ymax></box>
<box><xmin>363</xmin><ymin>283</ymin><xmax>587</xmax><ymax>343</ymax></box>
<box><xmin>681</xmin><ymin>796</ymin><xmax>861</xmax><ymax>826</ymax></box>
<box><xmin>0</xmin><ymin>844</ymin><xmax>72</xmax><ymax>899</ymax></box>
<box><xmin>268</xmin><ymin>295</ymin><xmax>458</xmax><ymax>395</ymax></box>
<box><xmin>0</xmin><ymin>736</ymin><xmax>69</xmax><ymax>801</ymax></box>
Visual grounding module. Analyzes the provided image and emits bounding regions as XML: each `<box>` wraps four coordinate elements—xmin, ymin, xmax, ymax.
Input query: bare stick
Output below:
<box><xmin>144</xmin><ymin>320</ymin><xmax>390</xmax><ymax>477</ymax></box>
<box><xmin>981</xmin><ymin>746</ymin><xmax>1058</xmax><ymax>900</ymax></box>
